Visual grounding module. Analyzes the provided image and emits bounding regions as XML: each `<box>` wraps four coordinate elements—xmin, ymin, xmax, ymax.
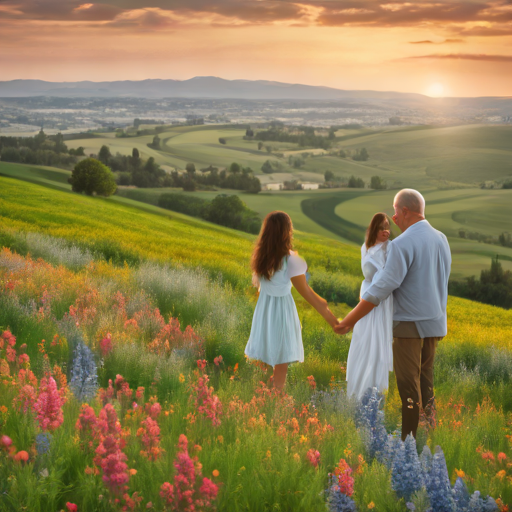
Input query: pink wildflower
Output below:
<box><xmin>95</xmin><ymin>404</ymin><xmax>129</xmax><ymax>495</ymax></box>
<box><xmin>160</xmin><ymin>434</ymin><xmax>218</xmax><ymax>511</ymax></box>
<box><xmin>100</xmin><ymin>333</ymin><xmax>113</xmax><ymax>357</ymax></box>
<box><xmin>197</xmin><ymin>478</ymin><xmax>219</xmax><ymax>507</ymax></box>
<box><xmin>1</xmin><ymin>435</ymin><xmax>12</xmax><ymax>449</ymax></box>
<box><xmin>18</xmin><ymin>353</ymin><xmax>30</xmax><ymax>367</ymax></box>
<box><xmin>66</xmin><ymin>503</ymin><xmax>78</xmax><ymax>512</ymax></box>
<box><xmin>99</xmin><ymin>379</ymin><xmax>115</xmax><ymax>405</ymax></box>
<box><xmin>190</xmin><ymin>373</ymin><xmax>222</xmax><ymax>427</ymax></box>
<box><xmin>145</xmin><ymin>401</ymin><xmax>162</xmax><ymax>420</ymax></box>
<box><xmin>76</xmin><ymin>404</ymin><xmax>98</xmax><ymax>449</ymax></box>
<box><xmin>138</xmin><ymin>416</ymin><xmax>161</xmax><ymax>461</ymax></box>
<box><xmin>197</xmin><ymin>359</ymin><xmax>207</xmax><ymax>370</ymax></box>
<box><xmin>33</xmin><ymin>375</ymin><xmax>64</xmax><ymax>431</ymax></box>
<box><xmin>13</xmin><ymin>384</ymin><xmax>37</xmax><ymax>413</ymax></box>
<box><xmin>136</xmin><ymin>387</ymin><xmax>145</xmax><ymax>402</ymax></box>
<box><xmin>213</xmin><ymin>356</ymin><xmax>223</xmax><ymax>366</ymax></box>
<box><xmin>307</xmin><ymin>449</ymin><xmax>321</xmax><ymax>468</ymax></box>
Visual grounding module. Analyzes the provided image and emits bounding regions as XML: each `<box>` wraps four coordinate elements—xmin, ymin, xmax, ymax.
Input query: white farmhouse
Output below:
<box><xmin>301</xmin><ymin>183</ymin><xmax>319</xmax><ymax>190</ymax></box>
<box><xmin>263</xmin><ymin>183</ymin><xmax>283</xmax><ymax>191</ymax></box>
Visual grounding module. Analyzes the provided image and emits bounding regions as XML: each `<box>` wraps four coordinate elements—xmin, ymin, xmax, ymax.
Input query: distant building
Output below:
<box><xmin>263</xmin><ymin>183</ymin><xmax>283</xmax><ymax>191</ymax></box>
<box><xmin>301</xmin><ymin>183</ymin><xmax>319</xmax><ymax>190</ymax></box>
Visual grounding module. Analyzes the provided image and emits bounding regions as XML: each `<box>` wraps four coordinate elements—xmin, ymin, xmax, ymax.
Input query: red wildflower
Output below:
<box><xmin>190</xmin><ymin>373</ymin><xmax>222</xmax><ymax>427</ymax></box>
<box><xmin>14</xmin><ymin>450</ymin><xmax>29</xmax><ymax>462</ymax></box>
<box><xmin>66</xmin><ymin>503</ymin><xmax>78</xmax><ymax>512</ymax></box>
<box><xmin>333</xmin><ymin>458</ymin><xmax>354</xmax><ymax>497</ymax></box>
<box><xmin>307</xmin><ymin>375</ymin><xmax>316</xmax><ymax>390</ymax></box>
<box><xmin>100</xmin><ymin>333</ymin><xmax>113</xmax><ymax>357</ymax></box>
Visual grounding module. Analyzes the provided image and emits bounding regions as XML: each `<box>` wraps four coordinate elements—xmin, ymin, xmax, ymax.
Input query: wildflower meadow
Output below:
<box><xmin>1</xmin><ymin>176</ymin><xmax>512</xmax><ymax>511</ymax></box>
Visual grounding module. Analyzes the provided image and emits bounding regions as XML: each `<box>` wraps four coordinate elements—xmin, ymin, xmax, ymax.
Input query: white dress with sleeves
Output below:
<box><xmin>346</xmin><ymin>241</ymin><xmax>393</xmax><ymax>399</ymax></box>
<box><xmin>245</xmin><ymin>252</ymin><xmax>307</xmax><ymax>367</ymax></box>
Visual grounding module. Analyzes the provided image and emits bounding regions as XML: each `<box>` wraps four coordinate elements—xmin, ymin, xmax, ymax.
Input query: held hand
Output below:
<box><xmin>334</xmin><ymin>320</ymin><xmax>352</xmax><ymax>335</ymax></box>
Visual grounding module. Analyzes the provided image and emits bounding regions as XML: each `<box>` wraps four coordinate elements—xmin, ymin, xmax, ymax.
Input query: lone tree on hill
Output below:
<box><xmin>68</xmin><ymin>158</ymin><xmax>117</xmax><ymax>196</ymax></box>
<box><xmin>324</xmin><ymin>170</ymin><xmax>335</xmax><ymax>182</ymax></box>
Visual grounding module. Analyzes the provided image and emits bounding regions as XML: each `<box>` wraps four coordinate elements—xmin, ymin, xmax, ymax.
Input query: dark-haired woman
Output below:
<box><xmin>245</xmin><ymin>211</ymin><xmax>339</xmax><ymax>390</ymax></box>
<box><xmin>346</xmin><ymin>213</ymin><xmax>393</xmax><ymax>399</ymax></box>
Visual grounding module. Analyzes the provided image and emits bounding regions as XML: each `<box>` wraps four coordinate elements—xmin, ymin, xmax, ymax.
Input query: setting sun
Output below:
<box><xmin>427</xmin><ymin>82</ymin><xmax>445</xmax><ymax>97</ymax></box>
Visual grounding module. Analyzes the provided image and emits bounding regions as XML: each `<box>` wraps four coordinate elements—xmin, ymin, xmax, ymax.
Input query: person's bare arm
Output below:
<box><xmin>291</xmin><ymin>274</ymin><xmax>339</xmax><ymax>329</ymax></box>
<box><xmin>334</xmin><ymin>300</ymin><xmax>376</xmax><ymax>334</ymax></box>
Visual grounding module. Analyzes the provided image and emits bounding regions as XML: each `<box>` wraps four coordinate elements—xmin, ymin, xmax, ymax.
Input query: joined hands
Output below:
<box><xmin>333</xmin><ymin>318</ymin><xmax>352</xmax><ymax>335</ymax></box>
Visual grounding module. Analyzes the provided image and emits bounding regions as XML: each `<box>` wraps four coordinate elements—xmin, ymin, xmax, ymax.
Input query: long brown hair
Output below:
<box><xmin>251</xmin><ymin>211</ymin><xmax>293</xmax><ymax>280</ymax></box>
<box><xmin>365</xmin><ymin>213</ymin><xmax>390</xmax><ymax>249</ymax></box>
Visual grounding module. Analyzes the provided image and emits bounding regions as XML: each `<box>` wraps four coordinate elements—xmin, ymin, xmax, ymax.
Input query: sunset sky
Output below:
<box><xmin>0</xmin><ymin>0</ymin><xmax>511</xmax><ymax>97</ymax></box>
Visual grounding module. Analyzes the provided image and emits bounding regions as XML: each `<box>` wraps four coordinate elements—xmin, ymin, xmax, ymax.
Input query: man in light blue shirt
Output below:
<box><xmin>336</xmin><ymin>189</ymin><xmax>451</xmax><ymax>440</ymax></box>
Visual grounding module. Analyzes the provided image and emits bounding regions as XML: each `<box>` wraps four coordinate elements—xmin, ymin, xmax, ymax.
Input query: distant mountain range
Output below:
<box><xmin>0</xmin><ymin>77</ymin><xmax>510</xmax><ymax>109</ymax></box>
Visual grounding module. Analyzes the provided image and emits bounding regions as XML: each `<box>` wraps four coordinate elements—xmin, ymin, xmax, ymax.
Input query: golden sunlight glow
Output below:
<box><xmin>426</xmin><ymin>82</ymin><xmax>445</xmax><ymax>97</ymax></box>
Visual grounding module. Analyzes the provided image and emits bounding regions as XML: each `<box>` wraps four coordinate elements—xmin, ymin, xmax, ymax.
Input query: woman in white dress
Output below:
<box><xmin>346</xmin><ymin>213</ymin><xmax>394</xmax><ymax>399</ymax></box>
<box><xmin>245</xmin><ymin>211</ymin><xmax>339</xmax><ymax>390</ymax></box>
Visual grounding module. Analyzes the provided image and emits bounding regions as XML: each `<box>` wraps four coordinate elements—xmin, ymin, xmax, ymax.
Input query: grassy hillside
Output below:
<box><xmin>3</xmin><ymin>160</ymin><xmax>512</xmax><ymax>279</ymax></box>
<box><xmin>0</xmin><ymin>175</ymin><xmax>362</xmax><ymax>287</ymax></box>
<box><xmin>1</xmin><ymin>174</ymin><xmax>512</xmax><ymax>510</ymax></box>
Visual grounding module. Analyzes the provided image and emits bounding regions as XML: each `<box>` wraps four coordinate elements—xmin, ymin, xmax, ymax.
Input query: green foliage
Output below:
<box><xmin>348</xmin><ymin>175</ymin><xmax>365</xmax><ymax>188</ymax></box>
<box><xmin>309</xmin><ymin>270</ymin><xmax>360</xmax><ymax>307</ymax></box>
<box><xmin>450</xmin><ymin>256</ymin><xmax>512</xmax><ymax>309</ymax></box>
<box><xmin>370</xmin><ymin>175</ymin><xmax>386</xmax><ymax>190</ymax></box>
<box><xmin>324</xmin><ymin>170</ymin><xmax>335</xmax><ymax>182</ymax></box>
<box><xmin>98</xmin><ymin>145</ymin><xmax>111</xmax><ymax>165</ymax></box>
<box><xmin>68</xmin><ymin>158</ymin><xmax>117</xmax><ymax>196</ymax></box>
<box><xmin>158</xmin><ymin>193</ymin><xmax>261</xmax><ymax>234</ymax></box>
<box><xmin>351</xmin><ymin>147</ymin><xmax>369</xmax><ymax>161</ymax></box>
<box><xmin>131</xmin><ymin>157</ymin><xmax>165</xmax><ymax>188</ymax></box>
<box><xmin>255</xmin><ymin>127</ymin><xmax>332</xmax><ymax>150</ymax></box>
<box><xmin>218</xmin><ymin>137</ymin><xmax>227</xmax><ymax>144</ymax></box>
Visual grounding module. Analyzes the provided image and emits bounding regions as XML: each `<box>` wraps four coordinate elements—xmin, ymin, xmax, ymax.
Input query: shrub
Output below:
<box><xmin>68</xmin><ymin>158</ymin><xmax>117</xmax><ymax>196</ymax></box>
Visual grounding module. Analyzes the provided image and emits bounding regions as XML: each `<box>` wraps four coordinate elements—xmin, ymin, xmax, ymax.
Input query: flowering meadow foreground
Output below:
<box><xmin>0</xmin><ymin>231</ymin><xmax>512</xmax><ymax>512</ymax></box>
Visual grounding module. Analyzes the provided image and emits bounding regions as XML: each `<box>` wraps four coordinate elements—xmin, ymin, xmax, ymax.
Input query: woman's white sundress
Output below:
<box><xmin>346</xmin><ymin>241</ymin><xmax>393</xmax><ymax>399</ymax></box>
<box><xmin>245</xmin><ymin>252</ymin><xmax>307</xmax><ymax>367</ymax></box>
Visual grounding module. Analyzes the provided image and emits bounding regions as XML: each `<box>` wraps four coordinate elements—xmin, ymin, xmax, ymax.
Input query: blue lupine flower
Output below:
<box><xmin>482</xmin><ymin>497</ymin><xmax>498</xmax><ymax>512</ymax></box>
<box><xmin>383</xmin><ymin>433</ymin><xmax>402</xmax><ymax>470</ymax></box>
<box><xmin>452</xmin><ymin>477</ymin><xmax>470</xmax><ymax>512</ymax></box>
<box><xmin>420</xmin><ymin>444</ymin><xmax>433</xmax><ymax>481</ymax></box>
<box><xmin>391</xmin><ymin>434</ymin><xmax>424</xmax><ymax>502</ymax></box>
<box><xmin>36</xmin><ymin>432</ymin><xmax>52</xmax><ymax>455</ymax></box>
<box><xmin>467</xmin><ymin>492</ymin><xmax>499</xmax><ymax>512</ymax></box>
<box><xmin>70</xmin><ymin>342</ymin><xmax>98</xmax><ymax>402</ymax></box>
<box><xmin>427</xmin><ymin>446</ymin><xmax>456</xmax><ymax>512</ymax></box>
<box><xmin>355</xmin><ymin>387</ymin><xmax>388</xmax><ymax>461</ymax></box>
<box><xmin>326</xmin><ymin>475</ymin><xmax>357</xmax><ymax>512</ymax></box>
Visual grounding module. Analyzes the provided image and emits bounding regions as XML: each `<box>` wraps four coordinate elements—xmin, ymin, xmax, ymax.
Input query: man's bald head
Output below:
<box><xmin>394</xmin><ymin>189</ymin><xmax>425</xmax><ymax>216</ymax></box>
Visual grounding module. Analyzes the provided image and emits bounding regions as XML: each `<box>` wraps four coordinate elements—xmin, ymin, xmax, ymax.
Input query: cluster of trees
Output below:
<box><xmin>177</xmin><ymin>162</ymin><xmax>261</xmax><ymax>193</ymax></box>
<box><xmin>348</xmin><ymin>175</ymin><xmax>365</xmax><ymax>188</ymax></box>
<box><xmin>261</xmin><ymin>160</ymin><xmax>284</xmax><ymax>174</ymax></box>
<box><xmin>158</xmin><ymin>193</ymin><xmax>261</xmax><ymax>234</ymax></box>
<box><xmin>450</xmin><ymin>256</ymin><xmax>512</xmax><ymax>309</ymax></box>
<box><xmin>370</xmin><ymin>176</ymin><xmax>387</xmax><ymax>190</ymax></box>
<box><xmin>458</xmin><ymin>229</ymin><xmax>512</xmax><ymax>249</ymax></box>
<box><xmin>96</xmin><ymin>146</ymin><xmax>166</xmax><ymax>188</ymax></box>
<box><xmin>0</xmin><ymin>131</ymin><xmax>84</xmax><ymax>168</ymax></box>
<box><xmin>255</xmin><ymin>126</ymin><xmax>332</xmax><ymax>150</ymax></box>
<box><xmin>351</xmin><ymin>148</ymin><xmax>369</xmax><ymax>161</ymax></box>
